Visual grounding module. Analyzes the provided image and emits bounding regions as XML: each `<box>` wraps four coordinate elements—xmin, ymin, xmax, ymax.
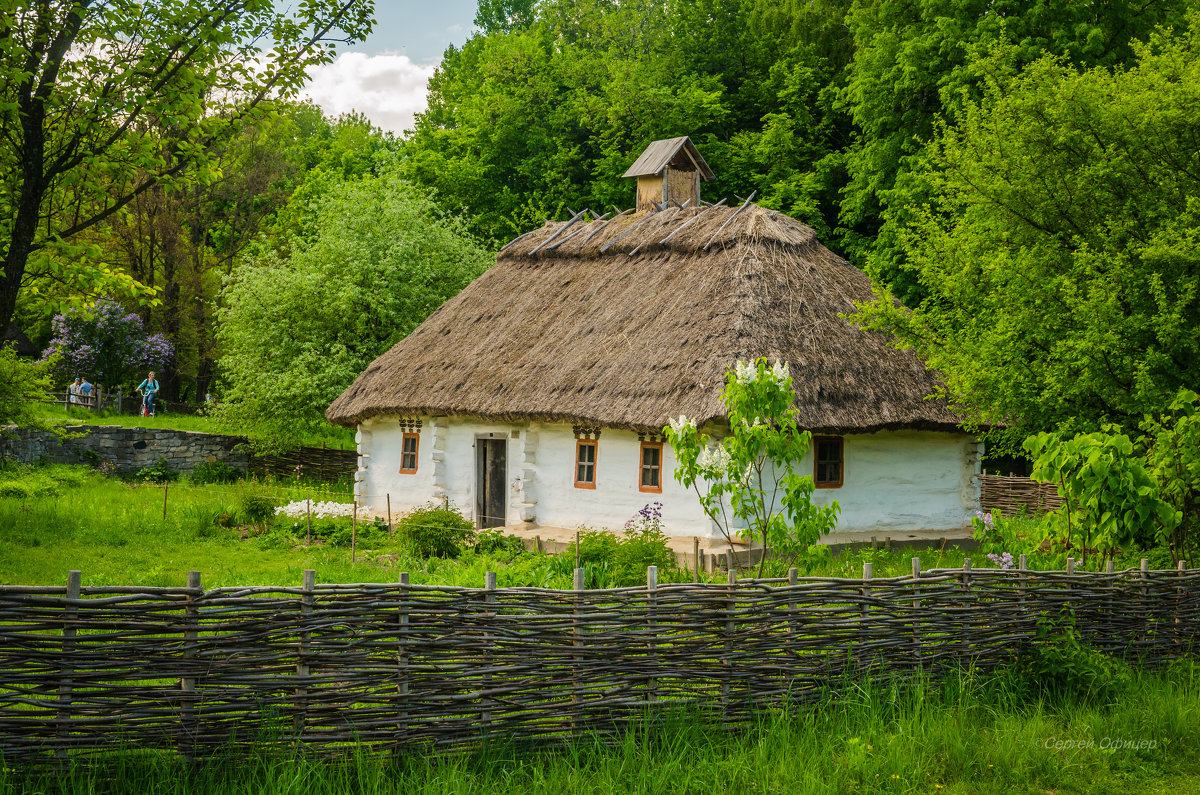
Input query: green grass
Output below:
<box><xmin>29</xmin><ymin>401</ymin><xmax>356</xmax><ymax>450</ymax></box>
<box><xmin>5</xmin><ymin>664</ymin><xmax>1200</xmax><ymax>794</ymax></box>
<box><xmin>0</xmin><ymin>461</ymin><xmax>1159</xmax><ymax>589</ymax></box>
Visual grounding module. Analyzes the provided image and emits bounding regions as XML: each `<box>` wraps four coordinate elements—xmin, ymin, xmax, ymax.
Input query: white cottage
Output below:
<box><xmin>327</xmin><ymin>137</ymin><xmax>981</xmax><ymax>543</ymax></box>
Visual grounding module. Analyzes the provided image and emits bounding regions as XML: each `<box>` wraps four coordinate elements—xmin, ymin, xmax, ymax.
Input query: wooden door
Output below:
<box><xmin>475</xmin><ymin>438</ymin><xmax>507</xmax><ymax>528</ymax></box>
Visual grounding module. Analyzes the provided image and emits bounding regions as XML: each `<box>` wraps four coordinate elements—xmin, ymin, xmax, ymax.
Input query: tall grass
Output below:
<box><xmin>5</xmin><ymin>664</ymin><xmax>1200</xmax><ymax>794</ymax></box>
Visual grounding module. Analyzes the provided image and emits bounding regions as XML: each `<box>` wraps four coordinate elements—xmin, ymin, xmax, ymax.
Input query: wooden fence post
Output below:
<box><xmin>693</xmin><ymin>537</ymin><xmax>700</xmax><ymax>583</ymax></box>
<box><xmin>646</xmin><ymin>565</ymin><xmax>657</xmax><ymax>704</ymax></box>
<box><xmin>911</xmin><ymin>558</ymin><xmax>922</xmax><ymax>674</ymax></box>
<box><xmin>1175</xmin><ymin>560</ymin><xmax>1186</xmax><ymax>657</ymax></box>
<box><xmin>572</xmin><ymin>566</ymin><xmax>584</xmax><ymax>736</ymax></box>
<box><xmin>56</xmin><ymin>570</ymin><xmax>81</xmax><ymax>761</ymax></box>
<box><xmin>295</xmin><ymin>569</ymin><xmax>315</xmax><ymax>741</ymax></box>
<box><xmin>961</xmin><ymin>558</ymin><xmax>971</xmax><ymax>667</ymax></box>
<box><xmin>1139</xmin><ymin>558</ymin><xmax>1150</xmax><ymax>650</ymax></box>
<box><xmin>482</xmin><ymin>571</ymin><xmax>496</xmax><ymax>733</ymax></box>
<box><xmin>181</xmin><ymin>570</ymin><xmax>201</xmax><ymax>755</ymax></box>
<box><xmin>722</xmin><ymin>567</ymin><xmax>736</xmax><ymax>710</ymax></box>
<box><xmin>861</xmin><ymin>562</ymin><xmax>872</xmax><ymax>671</ymax></box>
<box><xmin>397</xmin><ymin>571</ymin><xmax>409</xmax><ymax>748</ymax></box>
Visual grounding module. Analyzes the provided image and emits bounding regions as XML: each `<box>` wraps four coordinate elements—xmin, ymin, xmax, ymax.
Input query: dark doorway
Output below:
<box><xmin>475</xmin><ymin>438</ymin><xmax>507</xmax><ymax>528</ymax></box>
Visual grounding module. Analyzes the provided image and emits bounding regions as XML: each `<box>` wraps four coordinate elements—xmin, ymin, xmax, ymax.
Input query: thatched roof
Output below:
<box><xmin>327</xmin><ymin>203</ymin><xmax>963</xmax><ymax>434</ymax></box>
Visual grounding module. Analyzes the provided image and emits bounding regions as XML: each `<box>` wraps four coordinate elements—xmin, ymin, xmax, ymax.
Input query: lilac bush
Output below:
<box><xmin>41</xmin><ymin>299</ymin><xmax>172</xmax><ymax>388</ymax></box>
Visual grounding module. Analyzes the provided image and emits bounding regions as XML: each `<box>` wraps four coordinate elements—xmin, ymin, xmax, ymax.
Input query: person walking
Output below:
<box><xmin>136</xmin><ymin>371</ymin><xmax>160</xmax><ymax>417</ymax></box>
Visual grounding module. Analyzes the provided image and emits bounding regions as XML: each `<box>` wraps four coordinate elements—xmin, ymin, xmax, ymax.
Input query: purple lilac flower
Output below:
<box><xmin>987</xmin><ymin>552</ymin><xmax>1015</xmax><ymax>570</ymax></box>
<box><xmin>41</xmin><ymin>299</ymin><xmax>173</xmax><ymax>388</ymax></box>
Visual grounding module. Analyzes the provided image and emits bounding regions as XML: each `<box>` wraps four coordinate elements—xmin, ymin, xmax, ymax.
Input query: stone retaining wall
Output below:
<box><xmin>0</xmin><ymin>425</ymin><xmax>250</xmax><ymax>474</ymax></box>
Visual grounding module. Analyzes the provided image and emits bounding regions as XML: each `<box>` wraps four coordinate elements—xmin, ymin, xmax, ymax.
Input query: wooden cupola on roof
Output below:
<box><xmin>622</xmin><ymin>136</ymin><xmax>715</xmax><ymax>212</ymax></box>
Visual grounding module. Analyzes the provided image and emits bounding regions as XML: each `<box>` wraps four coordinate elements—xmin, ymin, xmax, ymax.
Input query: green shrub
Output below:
<box><xmin>397</xmin><ymin>504</ymin><xmax>476</xmax><ymax>558</ymax></box>
<box><xmin>475</xmin><ymin>528</ymin><xmax>525</xmax><ymax>558</ymax></box>
<box><xmin>190</xmin><ymin>461</ymin><xmax>242</xmax><ymax>485</ymax></box>
<box><xmin>41</xmin><ymin>464</ymin><xmax>91</xmax><ymax>488</ymax></box>
<box><xmin>240</xmin><ymin>495</ymin><xmax>276</xmax><ymax>526</ymax></box>
<box><xmin>135</xmin><ymin>458</ymin><xmax>179</xmax><ymax>484</ymax></box>
<box><xmin>1004</xmin><ymin>606</ymin><xmax>1131</xmax><ymax>704</ymax></box>
<box><xmin>554</xmin><ymin>505</ymin><xmax>679</xmax><ymax>587</ymax></box>
<box><xmin>0</xmin><ymin>480</ymin><xmax>34</xmax><ymax>499</ymax></box>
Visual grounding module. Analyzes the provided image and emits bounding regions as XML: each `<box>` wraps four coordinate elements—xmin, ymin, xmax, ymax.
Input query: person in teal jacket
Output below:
<box><xmin>136</xmin><ymin>371</ymin><xmax>160</xmax><ymax>417</ymax></box>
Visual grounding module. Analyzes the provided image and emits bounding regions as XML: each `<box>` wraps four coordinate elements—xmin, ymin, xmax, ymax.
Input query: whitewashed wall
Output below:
<box><xmin>355</xmin><ymin>417</ymin><xmax>979</xmax><ymax>539</ymax></box>
<box><xmin>800</xmin><ymin>430</ymin><xmax>980</xmax><ymax>534</ymax></box>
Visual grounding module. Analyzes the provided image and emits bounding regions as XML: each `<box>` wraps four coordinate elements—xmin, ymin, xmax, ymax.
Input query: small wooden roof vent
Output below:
<box><xmin>622</xmin><ymin>136</ymin><xmax>714</xmax><ymax>212</ymax></box>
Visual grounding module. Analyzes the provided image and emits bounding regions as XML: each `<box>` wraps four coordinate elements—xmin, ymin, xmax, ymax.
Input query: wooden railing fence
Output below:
<box><xmin>980</xmin><ymin>471</ymin><xmax>1064</xmax><ymax>516</ymax></box>
<box><xmin>1</xmin><ymin>560</ymin><xmax>1194</xmax><ymax>763</ymax></box>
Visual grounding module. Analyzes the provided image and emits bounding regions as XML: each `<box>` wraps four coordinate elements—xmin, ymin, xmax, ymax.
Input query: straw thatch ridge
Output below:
<box><xmin>327</xmin><ymin>204</ymin><xmax>962</xmax><ymax>433</ymax></box>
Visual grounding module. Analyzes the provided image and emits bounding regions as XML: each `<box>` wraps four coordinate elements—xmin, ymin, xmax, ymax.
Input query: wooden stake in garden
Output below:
<box><xmin>162</xmin><ymin>483</ymin><xmax>169</xmax><ymax>520</ymax></box>
<box><xmin>306</xmin><ymin>496</ymin><xmax>312</xmax><ymax>544</ymax></box>
<box><xmin>351</xmin><ymin>501</ymin><xmax>357</xmax><ymax>563</ymax></box>
<box><xmin>575</xmin><ymin>530</ymin><xmax>581</xmax><ymax>570</ymax></box>
<box><xmin>693</xmin><ymin>537</ymin><xmax>700</xmax><ymax>582</ymax></box>
<box><xmin>386</xmin><ymin>494</ymin><xmax>392</xmax><ymax>536</ymax></box>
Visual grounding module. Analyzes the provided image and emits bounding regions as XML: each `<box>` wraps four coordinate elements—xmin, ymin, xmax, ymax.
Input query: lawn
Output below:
<box><xmin>28</xmin><ymin>401</ymin><xmax>357</xmax><ymax>450</ymax></box>
<box><xmin>4</xmin><ymin>665</ymin><xmax>1200</xmax><ymax>794</ymax></box>
<box><xmin>0</xmin><ymin>461</ymin><xmax>1161</xmax><ymax>589</ymax></box>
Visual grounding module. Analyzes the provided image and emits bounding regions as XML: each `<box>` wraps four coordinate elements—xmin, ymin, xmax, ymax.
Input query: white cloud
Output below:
<box><xmin>299</xmin><ymin>52</ymin><xmax>436</xmax><ymax>134</ymax></box>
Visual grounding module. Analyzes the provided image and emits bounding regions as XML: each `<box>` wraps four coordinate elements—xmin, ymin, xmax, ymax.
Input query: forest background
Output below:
<box><xmin>2</xmin><ymin>0</ymin><xmax>1197</xmax><ymax>456</ymax></box>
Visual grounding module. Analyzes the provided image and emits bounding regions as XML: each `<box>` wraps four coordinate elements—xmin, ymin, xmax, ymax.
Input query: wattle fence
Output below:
<box><xmin>980</xmin><ymin>472</ymin><xmax>1065</xmax><ymax>516</ymax></box>
<box><xmin>0</xmin><ymin>561</ymin><xmax>1195</xmax><ymax>763</ymax></box>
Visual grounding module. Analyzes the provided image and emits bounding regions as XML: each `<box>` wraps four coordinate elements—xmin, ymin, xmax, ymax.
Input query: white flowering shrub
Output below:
<box><xmin>275</xmin><ymin>500</ymin><xmax>357</xmax><ymax>520</ymax></box>
<box><xmin>665</xmin><ymin>357</ymin><xmax>840</xmax><ymax>575</ymax></box>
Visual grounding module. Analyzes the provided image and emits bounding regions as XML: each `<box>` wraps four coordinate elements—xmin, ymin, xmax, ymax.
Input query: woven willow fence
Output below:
<box><xmin>980</xmin><ymin>472</ymin><xmax>1065</xmax><ymax>516</ymax></box>
<box><xmin>1</xmin><ymin>561</ymin><xmax>1196</xmax><ymax>762</ymax></box>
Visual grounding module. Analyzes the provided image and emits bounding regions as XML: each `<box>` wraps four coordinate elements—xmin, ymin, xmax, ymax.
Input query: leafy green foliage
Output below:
<box><xmin>239</xmin><ymin>495</ymin><xmax>276</xmax><ymax>527</ymax></box>
<box><xmin>189</xmin><ymin>461</ymin><xmax>243</xmax><ymax>486</ymax></box>
<box><xmin>474</xmin><ymin>528</ymin><xmax>525</xmax><ymax>558</ymax></box>
<box><xmin>1025</xmin><ymin>428</ymin><xmax>1176</xmax><ymax>559</ymax></box>
<box><xmin>404</xmin><ymin>0</ymin><xmax>853</xmax><ymax>244</ymax></box>
<box><xmin>0</xmin><ymin>0</ymin><xmax>375</xmax><ymax>335</ymax></box>
<box><xmin>842</xmin><ymin>0</ymin><xmax>1189</xmax><ymax>301</ymax></box>
<box><xmin>854</xmin><ymin>19</ymin><xmax>1200</xmax><ymax>443</ymax></box>
<box><xmin>666</xmin><ymin>358</ymin><xmax>839</xmax><ymax>576</ymax></box>
<box><xmin>552</xmin><ymin>511</ymin><xmax>678</xmax><ymax>589</ymax></box>
<box><xmin>0</xmin><ymin>344</ymin><xmax>54</xmax><ymax>428</ymax></box>
<box><xmin>1005</xmin><ymin>607</ymin><xmax>1131</xmax><ymax>705</ymax></box>
<box><xmin>215</xmin><ymin>169</ymin><xmax>490</xmax><ymax>451</ymax></box>
<box><xmin>1141</xmin><ymin>390</ymin><xmax>1200</xmax><ymax>562</ymax></box>
<box><xmin>397</xmin><ymin>504</ymin><xmax>477</xmax><ymax>559</ymax></box>
<box><xmin>134</xmin><ymin>459</ymin><xmax>179</xmax><ymax>485</ymax></box>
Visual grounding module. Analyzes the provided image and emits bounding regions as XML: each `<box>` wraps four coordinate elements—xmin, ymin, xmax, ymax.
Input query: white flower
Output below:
<box><xmin>669</xmin><ymin>415</ymin><xmax>695</xmax><ymax>434</ymax></box>
<box><xmin>734</xmin><ymin>360</ymin><xmax>756</xmax><ymax>385</ymax></box>
<box><xmin>275</xmin><ymin>500</ymin><xmax>357</xmax><ymax>520</ymax></box>
<box><xmin>699</xmin><ymin>444</ymin><xmax>732</xmax><ymax>473</ymax></box>
<box><xmin>771</xmin><ymin>360</ymin><xmax>790</xmax><ymax>384</ymax></box>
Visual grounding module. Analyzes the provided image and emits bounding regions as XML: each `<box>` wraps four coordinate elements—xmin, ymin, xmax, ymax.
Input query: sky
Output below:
<box><xmin>296</xmin><ymin>1</ymin><xmax>479</xmax><ymax>134</ymax></box>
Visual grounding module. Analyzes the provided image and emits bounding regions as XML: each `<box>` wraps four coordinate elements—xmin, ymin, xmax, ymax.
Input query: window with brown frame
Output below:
<box><xmin>640</xmin><ymin>441</ymin><xmax>663</xmax><ymax>493</ymax></box>
<box><xmin>399</xmin><ymin>432</ymin><xmax>419</xmax><ymax>474</ymax></box>
<box><xmin>814</xmin><ymin>435</ymin><xmax>843</xmax><ymax>488</ymax></box>
<box><xmin>575</xmin><ymin>440</ymin><xmax>597</xmax><ymax>488</ymax></box>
